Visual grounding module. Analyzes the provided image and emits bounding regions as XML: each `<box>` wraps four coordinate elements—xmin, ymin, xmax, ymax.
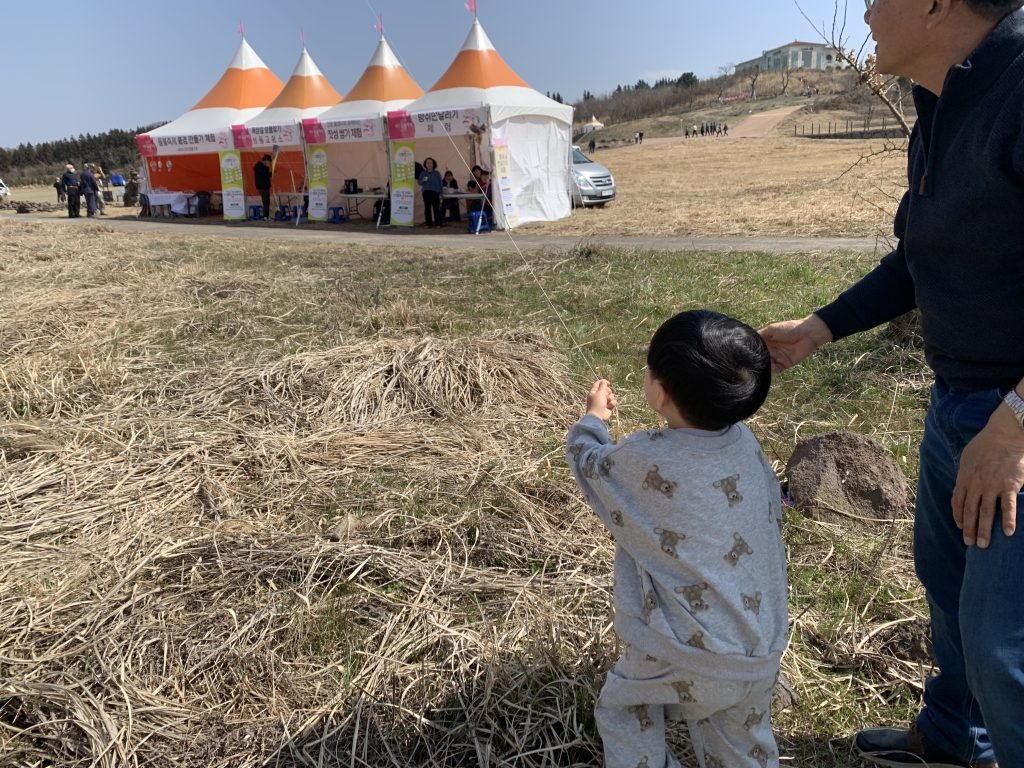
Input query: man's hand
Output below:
<box><xmin>952</xmin><ymin>401</ymin><xmax>1024</xmax><ymax>548</ymax></box>
<box><xmin>759</xmin><ymin>314</ymin><xmax>834</xmax><ymax>372</ymax></box>
<box><xmin>587</xmin><ymin>379</ymin><xmax>617</xmax><ymax>421</ymax></box>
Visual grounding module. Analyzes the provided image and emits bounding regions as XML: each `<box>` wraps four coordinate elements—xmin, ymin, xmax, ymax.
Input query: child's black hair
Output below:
<box><xmin>646</xmin><ymin>309</ymin><xmax>771</xmax><ymax>430</ymax></box>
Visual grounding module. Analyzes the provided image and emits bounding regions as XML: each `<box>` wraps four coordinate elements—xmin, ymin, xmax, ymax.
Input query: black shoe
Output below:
<box><xmin>854</xmin><ymin>724</ymin><xmax>998</xmax><ymax>768</ymax></box>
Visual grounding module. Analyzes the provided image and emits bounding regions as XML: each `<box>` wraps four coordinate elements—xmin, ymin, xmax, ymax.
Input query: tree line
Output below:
<box><xmin>0</xmin><ymin>124</ymin><xmax>163</xmax><ymax>185</ymax></box>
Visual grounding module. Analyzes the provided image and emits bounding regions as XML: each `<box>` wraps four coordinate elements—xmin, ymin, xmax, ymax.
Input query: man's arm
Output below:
<box><xmin>953</xmin><ymin>378</ymin><xmax>1024</xmax><ymax>548</ymax></box>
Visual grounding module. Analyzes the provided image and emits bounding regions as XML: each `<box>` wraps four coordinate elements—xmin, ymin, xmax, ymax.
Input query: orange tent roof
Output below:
<box><xmin>191</xmin><ymin>38</ymin><xmax>284</xmax><ymax>111</ymax></box>
<box><xmin>428</xmin><ymin>20</ymin><xmax>529</xmax><ymax>92</ymax></box>
<box><xmin>345</xmin><ymin>36</ymin><xmax>424</xmax><ymax>102</ymax></box>
<box><xmin>263</xmin><ymin>48</ymin><xmax>342</xmax><ymax>110</ymax></box>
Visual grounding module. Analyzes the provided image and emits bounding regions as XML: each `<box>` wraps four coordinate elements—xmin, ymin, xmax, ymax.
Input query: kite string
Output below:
<box><xmin>360</xmin><ymin>0</ymin><xmax>620</xmax><ymax>430</ymax></box>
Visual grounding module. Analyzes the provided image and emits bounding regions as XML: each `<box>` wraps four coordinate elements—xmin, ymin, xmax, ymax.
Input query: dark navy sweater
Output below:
<box><xmin>816</xmin><ymin>9</ymin><xmax>1024</xmax><ymax>391</ymax></box>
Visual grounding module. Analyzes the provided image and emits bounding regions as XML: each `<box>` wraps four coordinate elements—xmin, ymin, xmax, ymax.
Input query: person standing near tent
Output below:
<box><xmin>80</xmin><ymin>164</ymin><xmax>100</xmax><ymax>217</ymax></box>
<box><xmin>254</xmin><ymin>154</ymin><xmax>273</xmax><ymax>221</ymax></box>
<box><xmin>54</xmin><ymin>176</ymin><xmax>65</xmax><ymax>203</ymax></box>
<box><xmin>60</xmin><ymin>164</ymin><xmax>80</xmax><ymax>218</ymax></box>
<box><xmin>417</xmin><ymin>157</ymin><xmax>443</xmax><ymax>229</ymax></box>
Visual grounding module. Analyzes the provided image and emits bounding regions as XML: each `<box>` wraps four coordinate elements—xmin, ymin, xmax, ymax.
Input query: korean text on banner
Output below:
<box><xmin>390</xmin><ymin>140</ymin><xmax>417</xmax><ymax>227</ymax></box>
<box><xmin>219</xmin><ymin>150</ymin><xmax>246</xmax><ymax>221</ymax></box>
<box><xmin>306</xmin><ymin>145</ymin><xmax>329</xmax><ymax>222</ymax></box>
<box><xmin>491</xmin><ymin>138</ymin><xmax>519</xmax><ymax>229</ymax></box>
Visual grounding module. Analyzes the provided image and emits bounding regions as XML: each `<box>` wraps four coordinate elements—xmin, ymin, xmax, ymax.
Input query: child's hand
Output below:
<box><xmin>586</xmin><ymin>379</ymin><xmax>617</xmax><ymax>421</ymax></box>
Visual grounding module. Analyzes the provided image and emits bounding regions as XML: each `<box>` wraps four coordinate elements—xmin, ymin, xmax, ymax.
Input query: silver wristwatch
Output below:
<box><xmin>1004</xmin><ymin>389</ymin><xmax>1024</xmax><ymax>430</ymax></box>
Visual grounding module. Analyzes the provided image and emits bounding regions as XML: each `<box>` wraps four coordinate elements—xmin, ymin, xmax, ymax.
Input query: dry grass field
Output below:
<box><xmin>521</xmin><ymin>135</ymin><xmax>905</xmax><ymax>240</ymax></box>
<box><xmin>1</xmin><ymin>130</ymin><xmax>930</xmax><ymax>768</ymax></box>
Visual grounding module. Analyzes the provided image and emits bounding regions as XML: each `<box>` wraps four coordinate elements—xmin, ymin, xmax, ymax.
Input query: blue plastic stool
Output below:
<box><xmin>274</xmin><ymin>204</ymin><xmax>293</xmax><ymax>221</ymax></box>
<box><xmin>467</xmin><ymin>210</ymin><xmax>491</xmax><ymax>234</ymax></box>
<box><xmin>248</xmin><ymin>205</ymin><xmax>263</xmax><ymax>220</ymax></box>
<box><xmin>328</xmin><ymin>207</ymin><xmax>345</xmax><ymax>224</ymax></box>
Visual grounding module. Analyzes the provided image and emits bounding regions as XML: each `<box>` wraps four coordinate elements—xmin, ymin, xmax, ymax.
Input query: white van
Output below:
<box><xmin>570</xmin><ymin>145</ymin><xmax>616</xmax><ymax>207</ymax></box>
<box><xmin>0</xmin><ymin>179</ymin><xmax>10</xmax><ymax>199</ymax></box>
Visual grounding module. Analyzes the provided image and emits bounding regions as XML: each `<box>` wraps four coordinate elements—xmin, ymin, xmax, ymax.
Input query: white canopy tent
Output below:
<box><xmin>304</xmin><ymin>36</ymin><xmax>423</xmax><ymax>210</ymax></box>
<box><xmin>397</xmin><ymin>20</ymin><xmax>573</xmax><ymax>229</ymax></box>
<box><xmin>136</xmin><ymin>38</ymin><xmax>283</xmax><ymax>194</ymax></box>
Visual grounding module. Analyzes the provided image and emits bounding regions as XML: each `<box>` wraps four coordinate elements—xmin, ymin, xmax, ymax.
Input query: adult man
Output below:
<box><xmin>761</xmin><ymin>1</ymin><xmax>1024</xmax><ymax>765</ymax></box>
<box><xmin>60</xmin><ymin>164</ymin><xmax>80</xmax><ymax>218</ymax></box>
<box><xmin>80</xmin><ymin>164</ymin><xmax>99</xmax><ymax>217</ymax></box>
<box><xmin>253</xmin><ymin>154</ymin><xmax>272</xmax><ymax>221</ymax></box>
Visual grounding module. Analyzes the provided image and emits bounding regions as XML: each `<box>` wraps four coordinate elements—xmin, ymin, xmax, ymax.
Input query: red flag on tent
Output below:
<box><xmin>238</xmin><ymin>21</ymin><xmax>245</xmax><ymax>37</ymax></box>
<box><xmin>465</xmin><ymin>0</ymin><xmax>477</xmax><ymax>15</ymax></box>
<box><xmin>374</xmin><ymin>14</ymin><xmax>384</xmax><ymax>34</ymax></box>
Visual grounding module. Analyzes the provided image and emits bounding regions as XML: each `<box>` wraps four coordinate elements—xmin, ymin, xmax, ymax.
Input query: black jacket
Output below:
<box><xmin>817</xmin><ymin>9</ymin><xmax>1024</xmax><ymax>390</ymax></box>
<box><xmin>61</xmin><ymin>170</ymin><xmax>80</xmax><ymax>191</ymax></box>
<box><xmin>254</xmin><ymin>161</ymin><xmax>272</xmax><ymax>191</ymax></box>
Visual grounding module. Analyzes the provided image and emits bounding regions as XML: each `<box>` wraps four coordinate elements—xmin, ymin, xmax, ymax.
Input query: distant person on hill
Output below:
<box><xmin>723</xmin><ymin>123</ymin><xmax>729</xmax><ymax>137</ymax></box>
<box><xmin>588</xmin><ymin>138</ymin><xmax>596</xmax><ymax>154</ymax></box>
<box><xmin>416</xmin><ymin>157</ymin><xmax>443</xmax><ymax>228</ymax></box>
<box><xmin>54</xmin><ymin>176</ymin><xmax>65</xmax><ymax>203</ymax></box>
<box><xmin>60</xmin><ymin>164</ymin><xmax>80</xmax><ymax>218</ymax></box>
<box><xmin>253</xmin><ymin>154</ymin><xmax>273</xmax><ymax>220</ymax></box>
<box><xmin>638</xmin><ymin>130</ymin><xmax>645</xmax><ymax>144</ymax></box>
<box><xmin>566</xmin><ymin>309</ymin><xmax>786</xmax><ymax>768</ymax></box>
<box><xmin>80</xmin><ymin>164</ymin><xmax>99</xmax><ymax>217</ymax></box>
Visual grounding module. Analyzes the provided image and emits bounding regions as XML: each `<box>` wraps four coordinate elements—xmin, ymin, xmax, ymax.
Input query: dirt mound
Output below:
<box><xmin>785</xmin><ymin>431</ymin><xmax>911</xmax><ymax>525</ymax></box>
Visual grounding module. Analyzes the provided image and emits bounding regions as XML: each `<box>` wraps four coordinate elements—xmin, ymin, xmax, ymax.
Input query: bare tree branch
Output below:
<box><xmin>795</xmin><ymin>0</ymin><xmax>912</xmax><ymax>137</ymax></box>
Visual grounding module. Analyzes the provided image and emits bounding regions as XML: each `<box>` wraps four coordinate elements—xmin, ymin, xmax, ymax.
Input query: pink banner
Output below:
<box><xmin>387</xmin><ymin>111</ymin><xmax>415</xmax><ymax>140</ymax></box>
<box><xmin>231</xmin><ymin>125</ymin><xmax>254</xmax><ymax>149</ymax></box>
<box><xmin>302</xmin><ymin>118</ymin><xmax>327</xmax><ymax>145</ymax></box>
<box><xmin>136</xmin><ymin>135</ymin><xmax>158</xmax><ymax>157</ymax></box>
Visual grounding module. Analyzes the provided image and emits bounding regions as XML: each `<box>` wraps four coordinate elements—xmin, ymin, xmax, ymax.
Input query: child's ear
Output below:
<box><xmin>649</xmin><ymin>377</ymin><xmax>668</xmax><ymax>411</ymax></box>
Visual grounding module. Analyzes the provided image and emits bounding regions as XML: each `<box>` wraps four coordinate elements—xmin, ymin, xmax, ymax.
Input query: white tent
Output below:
<box><xmin>398</xmin><ymin>19</ymin><xmax>573</xmax><ymax>229</ymax></box>
<box><xmin>236</xmin><ymin>48</ymin><xmax>342</xmax><ymax>202</ymax></box>
<box><xmin>136</xmin><ymin>38</ymin><xmax>284</xmax><ymax>193</ymax></box>
<box><xmin>305</xmin><ymin>35</ymin><xmax>423</xmax><ymax>210</ymax></box>
<box><xmin>582</xmin><ymin>115</ymin><xmax>605</xmax><ymax>133</ymax></box>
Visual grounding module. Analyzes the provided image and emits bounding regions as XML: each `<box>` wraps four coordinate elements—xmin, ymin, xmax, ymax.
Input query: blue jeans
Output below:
<box><xmin>915</xmin><ymin>379</ymin><xmax>1024</xmax><ymax>766</ymax></box>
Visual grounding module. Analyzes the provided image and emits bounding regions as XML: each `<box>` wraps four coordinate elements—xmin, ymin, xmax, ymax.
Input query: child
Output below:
<box><xmin>566</xmin><ymin>309</ymin><xmax>787</xmax><ymax>768</ymax></box>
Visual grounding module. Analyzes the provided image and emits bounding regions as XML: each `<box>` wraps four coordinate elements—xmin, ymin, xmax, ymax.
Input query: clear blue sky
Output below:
<box><xmin>2</xmin><ymin>0</ymin><xmax>869</xmax><ymax>148</ymax></box>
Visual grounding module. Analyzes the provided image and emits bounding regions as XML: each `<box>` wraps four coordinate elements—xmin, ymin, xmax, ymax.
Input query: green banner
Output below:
<box><xmin>218</xmin><ymin>150</ymin><xmax>246</xmax><ymax>221</ymax></box>
<box><xmin>389</xmin><ymin>140</ymin><xmax>417</xmax><ymax>227</ymax></box>
<box><xmin>306</xmin><ymin>144</ymin><xmax>329</xmax><ymax>222</ymax></box>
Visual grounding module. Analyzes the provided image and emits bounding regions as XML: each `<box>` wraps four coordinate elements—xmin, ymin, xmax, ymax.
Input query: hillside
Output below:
<box><xmin>575</xmin><ymin>68</ymin><xmax>915</xmax><ymax>146</ymax></box>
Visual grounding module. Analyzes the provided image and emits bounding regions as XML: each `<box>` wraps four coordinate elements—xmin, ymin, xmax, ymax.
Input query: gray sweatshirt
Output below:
<box><xmin>567</xmin><ymin>415</ymin><xmax>787</xmax><ymax>682</ymax></box>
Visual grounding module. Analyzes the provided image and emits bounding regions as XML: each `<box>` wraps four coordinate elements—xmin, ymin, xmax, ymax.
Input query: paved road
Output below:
<box><xmin>10</xmin><ymin>213</ymin><xmax>887</xmax><ymax>255</ymax></box>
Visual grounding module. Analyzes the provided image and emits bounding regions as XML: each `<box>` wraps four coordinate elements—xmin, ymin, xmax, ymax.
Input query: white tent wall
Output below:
<box><xmin>490</xmin><ymin>115</ymin><xmax>571</xmax><ymax>227</ymax></box>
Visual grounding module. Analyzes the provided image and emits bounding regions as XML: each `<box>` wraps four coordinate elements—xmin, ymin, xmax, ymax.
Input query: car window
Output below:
<box><xmin>572</xmin><ymin>148</ymin><xmax>591</xmax><ymax>164</ymax></box>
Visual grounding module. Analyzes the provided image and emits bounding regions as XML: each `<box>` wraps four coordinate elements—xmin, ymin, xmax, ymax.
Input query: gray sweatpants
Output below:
<box><xmin>596</xmin><ymin>645</ymin><xmax>779</xmax><ymax>768</ymax></box>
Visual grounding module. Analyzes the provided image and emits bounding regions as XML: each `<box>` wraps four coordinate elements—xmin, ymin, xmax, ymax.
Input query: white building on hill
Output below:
<box><xmin>735</xmin><ymin>41</ymin><xmax>849</xmax><ymax>73</ymax></box>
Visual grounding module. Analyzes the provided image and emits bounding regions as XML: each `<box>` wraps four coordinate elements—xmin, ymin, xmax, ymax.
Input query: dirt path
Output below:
<box><xmin>729</xmin><ymin>105</ymin><xmax>806</xmax><ymax>138</ymax></box>
<box><xmin>7</xmin><ymin>212</ymin><xmax>887</xmax><ymax>255</ymax></box>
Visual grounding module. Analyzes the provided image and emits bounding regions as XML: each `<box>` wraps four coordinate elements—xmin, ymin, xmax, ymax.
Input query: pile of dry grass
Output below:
<box><xmin>1</xmin><ymin>310</ymin><xmax>617</xmax><ymax>766</ymax></box>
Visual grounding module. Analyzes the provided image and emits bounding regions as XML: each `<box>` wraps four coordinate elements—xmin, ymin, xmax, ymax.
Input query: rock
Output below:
<box><xmin>16</xmin><ymin>204</ymin><xmax>31</xmax><ymax>214</ymax></box>
<box><xmin>785</xmin><ymin>431</ymin><xmax>910</xmax><ymax>525</ymax></box>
